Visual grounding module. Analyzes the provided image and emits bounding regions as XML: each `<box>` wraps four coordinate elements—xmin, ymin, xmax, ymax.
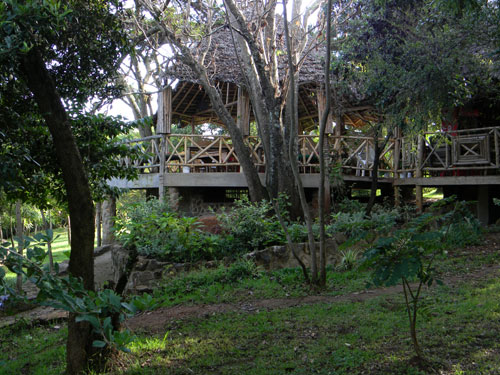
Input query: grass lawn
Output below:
<box><xmin>1</xmin><ymin>233</ymin><xmax>499</xmax><ymax>375</ymax></box>
<box><xmin>423</xmin><ymin>188</ymin><xmax>444</xmax><ymax>200</ymax></box>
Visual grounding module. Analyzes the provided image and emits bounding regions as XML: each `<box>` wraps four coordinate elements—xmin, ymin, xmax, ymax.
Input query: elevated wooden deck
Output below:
<box><xmin>109</xmin><ymin>126</ymin><xmax>500</xmax><ymax>190</ymax></box>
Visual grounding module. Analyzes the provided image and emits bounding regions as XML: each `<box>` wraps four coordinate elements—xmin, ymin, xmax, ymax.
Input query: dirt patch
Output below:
<box><xmin>125</xmin><ymin>264</ymin><xmax>500</xmax><ymax>334</ymax></box>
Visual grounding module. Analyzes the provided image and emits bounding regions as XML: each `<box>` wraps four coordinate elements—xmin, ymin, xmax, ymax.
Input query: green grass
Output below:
<box><xmin>113</xmin><ymin>272</ymin><xmax>500</xmax><ymax>375</ymax></box>
<box><xmin>0</xmin><ymin>321</ymin><xmax>67</xmax><ymax>375</ymax></box>
<box><xmin>423</xmin><ymin>188</ymin><xmax>444</xmax><ymax>199</ymax></box>
<box><xmin>147</xmin><ymin>262</ymin><xmax>371</xmax><ymax>309</ymax></box>
<box><xmin>1</xmin><ymin>236</ymin><xmax>499</xmax><ymax>374</ymax></box>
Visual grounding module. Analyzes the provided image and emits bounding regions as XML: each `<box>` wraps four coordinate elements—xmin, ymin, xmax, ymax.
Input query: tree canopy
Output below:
<box><xmin>331</xmin><ymin>0</ymin><xmax>500</xmax><ymax>130</ymax></box>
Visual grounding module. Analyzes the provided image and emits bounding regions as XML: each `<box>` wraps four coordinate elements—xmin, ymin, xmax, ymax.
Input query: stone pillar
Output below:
<box><xmin>102</xmin><ymin>197</ymin><xmax>116</xmax><ymax>245</ymax></box>
<box><xmin>168</xmin><ymin>187</ymin><xmax>180</xmax><ymax>212</ymax></box>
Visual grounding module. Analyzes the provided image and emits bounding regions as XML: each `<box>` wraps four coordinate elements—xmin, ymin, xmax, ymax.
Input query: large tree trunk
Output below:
<box><xmin>20</xmin><ymin>48</ymin><xmax>96</xmax><ymax>375</ymax></box>
<box><xmin>318</xmin><ymin>0</ymin><xmax>333</xmax><ymax>286</ymax></box>
<box><xmin>15</xmin><ymin>200</ymin><xmax>23</xmax><ymax>293</ymax></box>
<box><xmin>154</xmin><ymin>21</ymin><xmax>267</xmax><ymax>202</ymax></box>
<box><xmin>224</xmin><ymin>0</ymin><xmax>301</xmax><ymax>216</ymax></box>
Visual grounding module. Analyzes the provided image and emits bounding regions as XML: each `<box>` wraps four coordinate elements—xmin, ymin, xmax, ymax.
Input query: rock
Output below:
<box><xmin>94</xmin><ymin>244</ymin><xmax>113</xmax><ymax>257</ymax></box>
<box><xmin>111</xmin><ymin>244</ymin><xmax>131</xmax><ymax>285</ymax></box>
<box><xmin>244</xmin><ymin>236</ymin><xmax>343</xmax><ymax>271</ymax></box>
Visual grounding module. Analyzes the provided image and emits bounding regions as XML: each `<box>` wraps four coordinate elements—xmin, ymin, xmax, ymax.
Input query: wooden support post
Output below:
<box><xmin>317</xmin><ymin>90</ymin><xmax>334</xmax><ymax>134</ymax></box>
<box><xmin>415</xmin><ymin>134</ymin><xmax>425</xmax><ymax>212</ymax></box>
<box><xmin>159</xmin><ymin>134</ymin><xmax>166</xmax><ymax>203</ymax></box>
<box><xmin>157</xmin><ymin>86</ymin><xmax>171</xmax><ymax>201</ymax></box>
<box><xmin>237</xmin><ymin>86</ymin><xmax>250</xmax><ymax>136</ymax></box>
<box><xmin>495</xmin><ymin>129</ymin><xmax>499</xmax><ymax>168</ymax></box>
<box><xmin>156</xmin><ymin>87</ymin><xmax>172</xmax><ymax>134</ymax></box>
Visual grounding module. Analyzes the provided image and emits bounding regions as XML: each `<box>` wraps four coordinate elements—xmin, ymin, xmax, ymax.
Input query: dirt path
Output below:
<box><xmin>125</xmin><ymin>264</ymin><xmax>500</xmax><ymax>334</ymax></box>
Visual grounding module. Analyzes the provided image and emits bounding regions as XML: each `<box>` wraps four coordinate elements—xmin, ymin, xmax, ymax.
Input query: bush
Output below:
<box><xmin>327</xmin><ymin>209</ymin><xmax>399</xmax><ymax>243</ymax></box>
<box><xmin>217</xmin><ymin>197</ymin><xmax>284</xmax><ymax>252</ymax></box>
<box><xmin>115</xmin><ymin>198</ymin><xmax>223</xmax><ymax>262</ymax></box>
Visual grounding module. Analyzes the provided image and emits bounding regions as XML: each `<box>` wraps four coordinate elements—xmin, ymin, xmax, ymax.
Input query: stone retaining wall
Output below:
<box><xmin>111</xmin><ymin>234</ymin><xmax>348</xmax><ymax>294</ymax></box>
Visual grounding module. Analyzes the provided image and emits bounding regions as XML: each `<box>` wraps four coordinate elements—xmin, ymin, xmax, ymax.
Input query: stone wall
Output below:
<box><xmin>111</xmin><ymin>234</ymin><xmax>348</xmax><ymax>294</ymax></box>
<box><xmin>243</xmin><ymin>235</ymin><xmax>347</xmax><ymax>271</ymax></box>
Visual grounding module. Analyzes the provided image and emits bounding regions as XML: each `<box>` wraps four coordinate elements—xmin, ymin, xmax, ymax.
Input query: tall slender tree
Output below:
<box><xmin>0</xmin><ymin>1</ymin><xmax>129</xmax><ymax>373</ymax></box>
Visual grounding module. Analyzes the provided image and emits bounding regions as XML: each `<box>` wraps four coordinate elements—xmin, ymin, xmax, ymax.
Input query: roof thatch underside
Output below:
<box><xmin>170</xmin><ymin>80</ymin><xmax>378</xmax><ymax>130</ymax></box>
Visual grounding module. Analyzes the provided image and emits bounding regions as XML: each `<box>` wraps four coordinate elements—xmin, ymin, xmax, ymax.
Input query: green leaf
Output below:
<box><xmin>92</xmin><ymin>340</ymin><xmax>106</xmax><ymax>348</ymax></box>
<box><xmin>75</xmin><ymin>314</ymin><xmax>100</xmax><ymax>329</ymax></box>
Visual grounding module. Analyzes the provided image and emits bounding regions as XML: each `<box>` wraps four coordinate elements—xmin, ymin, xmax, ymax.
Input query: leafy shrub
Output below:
<box><xmin>327</xmin><ymin>209</ymin><xmax>399</xmax><ymax>243</ymax></box>
<box><xmin>288</xmin><ymin>221</ymin><xmax>321</xmax><ymax>243</ymax></box>
<box><xmin>337</xmin><ymin>249</ymin><xmax>360</xmax><ymax>271</ymax></box>
<box><xmin>440</xmin><ymin>200</ymin><xmax>482</xmax><ymax>247</ymax></box>
<box><xmin>217</xmin><ymin>197</ymin><xmax>284</xmax><ymax>252</ymax></box>
<box><xmin>337</xmin><ymin>197</ymin><xmax>364</xmax><ymax>213</ymax></box>
<box><xmin>115</xmin><ymin>198</ymin><xmax>224</xmax><ymax>262</ymax></box>
<box><xmin>0</xmin><ymin>233</ymin><xmax>135</xmax><ymax>352</ymax></box>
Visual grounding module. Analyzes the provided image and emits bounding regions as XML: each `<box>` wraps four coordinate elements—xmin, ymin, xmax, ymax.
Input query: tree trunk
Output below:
<box><xmin>15</xmin><ymin>200</ymin><xmax>23</xmax><ymax>293</ymax></box>
<box><xmin>318</xmin><ymin>0</ymin><xmax>333</xmax><ymax>286</ymax></box>
<box><xmin>161</xmin><ymin>32</ymin><xmax>267</xmax><ymax>202</ymax></box>
<box><xmin>41</xmin><ymin>210</ymin><xmax>54</xmax><ymax>273</ymax></box>
<box><xmin>96</xmin><ymin>202</ymin><xmax>102</xmax><ymax>247</ymax></box>
<box><xmin>67</xmin><ymin>215</ymin><xmax>72</xmax><ymax>246</ymax></box>
<box><xmin>365</xmin><ymin>133</ymin><xmax>380</xmax><ymax>217</ymax></box>
<box><xmin>224</xmin><ymin>0</ymin><xmax>301</xmax><ymax>216</ymax></box>
<box><xmin>102</xmin><ymin>198</ymin><xmax>116</xmax><ymax>245</ymax></box>
<box><xmin>20</xmin><ymin>48</ymin><xmax>96</xmax><ymax>375</ymax></box>
<box><xmin>366</xmin><ymin>128</ymin><xmax>392</xmax><ymax>217</ymax></box>
<box><xmin>282</xmin><ymin>4</ymin><xmax>318</xmax><ymax>283</ymax></box>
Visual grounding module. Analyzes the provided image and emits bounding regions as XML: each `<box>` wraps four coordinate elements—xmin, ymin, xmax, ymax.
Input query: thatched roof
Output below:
<box><xmin>164</xmin><ymin>13</ymin><xmax>376</xmax><ymax>130</ymax></box>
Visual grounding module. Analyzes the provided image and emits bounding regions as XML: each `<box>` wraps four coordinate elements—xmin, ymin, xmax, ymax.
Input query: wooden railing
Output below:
<box><xmin>397</xmin><ymin>127</ymin><xmax>500</xmax><ymax>177</ymax></box>
<box><xmin>117</xmin><ymin>126</ymin><xmax>500</xmax><ymax>179</ymax></box>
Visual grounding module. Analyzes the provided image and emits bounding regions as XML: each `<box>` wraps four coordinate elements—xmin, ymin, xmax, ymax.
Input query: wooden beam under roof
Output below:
<box><xmin>173</xmin><ymin>84</ymin><xmax>194</xmax><ymax>112</ymax></box>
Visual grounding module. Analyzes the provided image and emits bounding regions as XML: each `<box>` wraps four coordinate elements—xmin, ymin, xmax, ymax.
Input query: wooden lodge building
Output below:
<box><xmin>109</xmin><ymin>24</ymin><xmax>500</xmax><ymax>225</ymax></box>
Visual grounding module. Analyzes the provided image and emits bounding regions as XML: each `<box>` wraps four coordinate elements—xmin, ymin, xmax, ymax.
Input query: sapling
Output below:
<box><xmin>362</xmin><ymin>197</ymin><xmax>477</xmax><ymax>360</ymax></box>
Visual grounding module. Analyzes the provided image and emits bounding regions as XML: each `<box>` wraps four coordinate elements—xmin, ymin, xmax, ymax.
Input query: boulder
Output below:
<box><xmin>244</xmin><ymin>237</ymin><xmax>344</xmax><ymax>271</ymax></box>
